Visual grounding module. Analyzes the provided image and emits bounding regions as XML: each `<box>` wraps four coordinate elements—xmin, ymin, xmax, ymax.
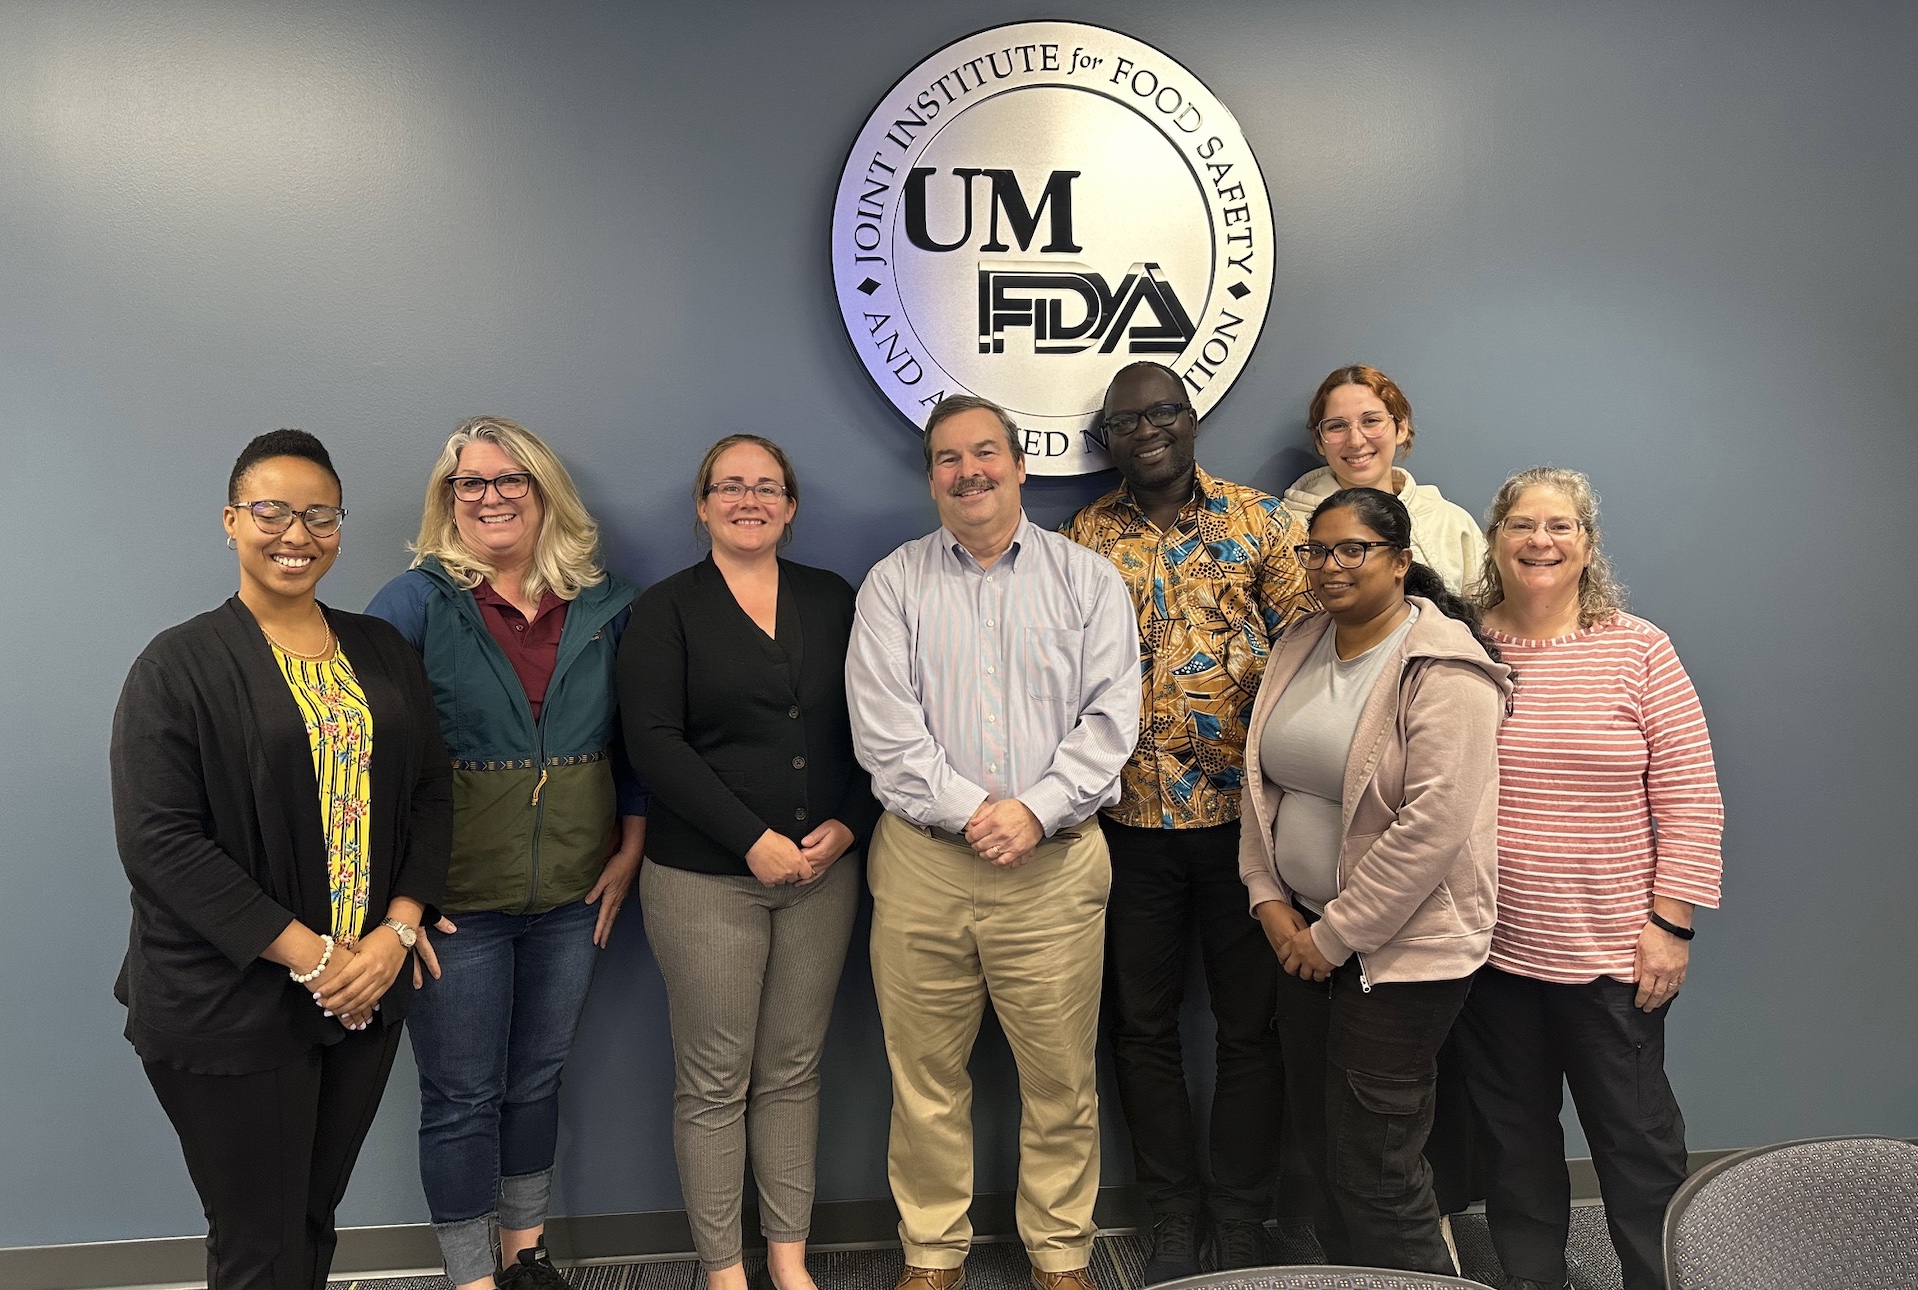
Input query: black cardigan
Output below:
<box><xmin>619</xmin><ymin>556</ymin><xmax>879</xmax><ymax>877</ymax></box>
<box><xmin>110</xmin><ymin>598</ymin><xmax>451</xmax><ymax>1073</ymax></box>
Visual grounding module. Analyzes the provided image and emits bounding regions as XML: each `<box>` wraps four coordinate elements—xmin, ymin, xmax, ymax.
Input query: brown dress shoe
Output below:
<box><xmin>1031</xmin><ymin>1268</ymin><xmax>1097</xmax><ymax>1290</ymax></box>
<box><xmin>895</xmin><ymin>1265</ymin><xmax>967</xmax><ymax>1290</ymax></box>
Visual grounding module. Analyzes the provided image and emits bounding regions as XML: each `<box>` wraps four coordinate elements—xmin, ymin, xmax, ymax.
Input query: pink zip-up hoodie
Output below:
<box><xmin>1238</xmin><ymin>599</ymin><xmax>1514</xmax><ymax>986</ymax></box>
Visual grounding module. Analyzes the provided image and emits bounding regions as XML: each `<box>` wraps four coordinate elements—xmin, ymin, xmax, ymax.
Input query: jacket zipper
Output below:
<box><xmin>1357</xmin><ymin>952</ymin><xmax>1373</xmax><ymax>993</ymax></box>
<box><xmin>524</xmin><ymin>710</ymin><xmax>548</xmax><ymax>913</ymax></box>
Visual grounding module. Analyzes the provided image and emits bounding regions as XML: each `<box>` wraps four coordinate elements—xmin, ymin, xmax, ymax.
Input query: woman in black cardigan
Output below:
<box><xmin>111</xmin><ymin>430</ymin><xmax>450</xmax><ymax>1290</ymax></box>
<box><xmin>619</xmin><ymin>434</ymin><xmax>878</xmax><ymax>1290</ymax></box>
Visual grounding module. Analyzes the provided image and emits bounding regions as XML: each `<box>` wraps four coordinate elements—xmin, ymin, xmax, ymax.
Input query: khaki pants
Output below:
<box><xmin>867</xmin><ymin>811</ymin><xmax>1111</xmax><ymax>1271</ymax></box>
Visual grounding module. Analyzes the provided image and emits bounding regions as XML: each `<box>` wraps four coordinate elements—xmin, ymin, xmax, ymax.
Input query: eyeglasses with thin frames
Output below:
<box><xmin>1317</xmin><ymin>412</ymin><xmax>1396</xmax><ymax>441</ymax></box>
<box><xmin>232</xmin><ymin>500</ymin><xmax>345</xmax><ymax>537</ymax></box>
<box><xmin>705</xmin><ymin>482</ymin><xmax>789</xmax><ymax>502</ymax></box>
<box><xmin>1498</xmin><ymin>517</ymin><xmax>1583</xmax><ymax>539</ymax></box>
<box><xmin>447</xmin><ymin>472</ymin><xmax>534</xmax><ymax>502</ymax></box>
<box><xmin>1293</xmin><ymin>540</ymin><xmax>1402</xmax><ymax>570</ymax></box>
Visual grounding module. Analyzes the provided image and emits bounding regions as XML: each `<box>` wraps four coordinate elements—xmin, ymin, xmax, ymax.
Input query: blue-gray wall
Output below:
<box><xmin>3</xmin><ymin>0</ymin><xmax>1913</xmax><ymax>1250</ymax></box>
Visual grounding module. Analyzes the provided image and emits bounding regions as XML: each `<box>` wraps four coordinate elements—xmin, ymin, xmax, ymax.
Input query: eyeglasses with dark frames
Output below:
<box><xmin>705</xmin><ymin>482</ymin><xmax>790</xmax><ymax>502</ymax></box>
<box><xmin>232</xmin><ymin>500</ymin><xmax>346</xmax><ymax>537</ymax></box>
<box><xmin>1101</xmin><ymin>401</ymin><xmax>1192</xmax><ymax>438</ymax></box>
<box><xmin>447</xmin><ymin>472</ymin><xmax>534</xmax><ymax>502</ymax></box>
<box><xmin>1293</xmin><ymin>540</ymin><xmax>1402</xmax><ymax>570</ymax></box>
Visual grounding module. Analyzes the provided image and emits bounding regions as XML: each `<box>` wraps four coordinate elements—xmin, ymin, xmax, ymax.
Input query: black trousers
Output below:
<box><xmin>1452</xmin><ymin>966</ymin><xmax>1688</xmax><ymax>1290</ymax></box>
<box><xmin>1101</xmin><ymin>818</ymin><xmax>1285</xmax><ymax>1222</ymax></box>
<box><xmin>1272</xmin><ymin>950</ymin><xmax>1471</xmax><ymax>1275</ymax></box>
<box><xmin>144</xmin><ymin>1022</ymin><xmax>405</xmax><ymax>1290</ymax></box>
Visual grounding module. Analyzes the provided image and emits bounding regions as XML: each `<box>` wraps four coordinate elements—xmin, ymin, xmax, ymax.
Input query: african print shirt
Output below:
<box><xmin>1062</xmin><ymin>467</ymin><xmax>1315</xmax><ymax>828</ymax></box>
<box><xmin>271</xmin><ymin>644</ymin><xmax>374</xmax><ymax>941</ymax></box>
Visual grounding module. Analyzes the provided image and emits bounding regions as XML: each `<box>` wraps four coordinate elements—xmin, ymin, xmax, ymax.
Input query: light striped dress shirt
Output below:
<box><xmin>1488</xmin><ymin>613</ymin><xmax>1724</xmax><ymax>984</ymax></box>
<box><xmin>847</xmin><ymin>515</ymin><xmax>1141</xmax><ymax>836</ymax></box>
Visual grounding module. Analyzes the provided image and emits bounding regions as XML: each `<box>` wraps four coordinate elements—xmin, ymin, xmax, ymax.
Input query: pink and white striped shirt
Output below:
<box><xmin>1488</xmin><ymin>613</ymin><xmax>1724</xmax><ymax>984</ymax></box>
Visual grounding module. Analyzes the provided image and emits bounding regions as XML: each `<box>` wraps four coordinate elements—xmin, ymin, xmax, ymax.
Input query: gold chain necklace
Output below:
<box><xmin>262</xmin><ymin>616</ymin><xmax>336</xmax><ymax>662</ymax></box>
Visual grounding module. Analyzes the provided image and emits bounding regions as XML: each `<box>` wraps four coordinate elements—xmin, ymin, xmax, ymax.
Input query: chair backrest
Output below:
<box><xmin>1152</xmin><ymin>1268</ymin><xmax>1489</xmax><ymax>1290</ymax></box>
<box><xmin>1663</xmin><ymin>1135</ymin><xmax>1918</xmax><ymax>1290</ymax></box>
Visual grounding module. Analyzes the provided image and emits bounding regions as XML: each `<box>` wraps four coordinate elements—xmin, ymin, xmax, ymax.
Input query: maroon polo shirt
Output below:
<box><xmin>472</xmin><ymin>580</ymin><xmax>568</xmax><ymax>723</ymax></box>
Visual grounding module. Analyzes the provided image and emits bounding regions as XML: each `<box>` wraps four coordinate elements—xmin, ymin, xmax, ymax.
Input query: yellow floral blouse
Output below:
<box><xmin>271</xmin><ymin>644</ymin><xmax>374</xmax><ymax>942</ymax></box>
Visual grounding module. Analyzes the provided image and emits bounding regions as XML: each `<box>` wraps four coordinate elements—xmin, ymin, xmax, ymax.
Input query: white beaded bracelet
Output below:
<box><xmin>289</xmin><ymin>934</ymin><xmax>335</xmax><ymax>985</ymax></box>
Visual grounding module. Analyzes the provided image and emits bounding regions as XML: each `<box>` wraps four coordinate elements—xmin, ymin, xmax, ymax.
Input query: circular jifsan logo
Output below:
<box><xmin>831</xmin><ymin>21</ymin><xmax>1275</xmax><ymax>476</ymax></box>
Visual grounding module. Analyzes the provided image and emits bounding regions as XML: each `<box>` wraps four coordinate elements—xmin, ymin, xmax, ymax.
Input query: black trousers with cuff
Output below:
<box><xmin>143</xmin><ymin>1022</ymin><xmax>405</xmax><ymax>1290</ymax></box>
<box><xmin>1101</xmin><ymin>818</ymin><xmax>1286</xmax><ymax>1224</ymax></box>
<box><xmin>1451</xmin><ymin>965</ymin><xmax>1689</xmax><ymax>1290</ymax></box>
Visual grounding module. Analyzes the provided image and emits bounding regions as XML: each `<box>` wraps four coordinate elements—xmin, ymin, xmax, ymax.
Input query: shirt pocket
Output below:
<box><xmin>1020</xmin><ymin>626</ymin><xmax>1083</xmax><ymax>702</ymax></box>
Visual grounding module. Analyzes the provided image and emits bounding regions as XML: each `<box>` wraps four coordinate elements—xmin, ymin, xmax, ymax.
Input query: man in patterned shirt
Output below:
<box><xmin>1062</xmin><ymin>362</ymin><xmax>1315</xmax><ymax>1281</ymax></box>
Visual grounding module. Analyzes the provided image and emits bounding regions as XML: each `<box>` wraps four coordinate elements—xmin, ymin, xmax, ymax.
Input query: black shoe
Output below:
<box><xmin>497</xmin><ymin>1241</ymin><xmax>569</xmax><ymax>1289</ymax></box>
<box><xmin>1504</xmin><ymin>1277</ymin><xmax>1572</xmax><ymax>1290</ymax></box>
<box><xmin>1141</xmin><ymin>1211</ymin><xmax>1201</xmax><ymax>1284</ymax></box>
<box><xmin>1208</xmin><ymin>1218</ymin><xmax>1271</xmax><ymax>1272</ymax></box>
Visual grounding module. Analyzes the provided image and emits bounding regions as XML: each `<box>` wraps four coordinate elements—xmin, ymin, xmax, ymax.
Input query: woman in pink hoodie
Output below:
<box><xmin>1239</xmin><ymin>486</ymin><xmax>1512</xmax><ymax>1275</ymax></box>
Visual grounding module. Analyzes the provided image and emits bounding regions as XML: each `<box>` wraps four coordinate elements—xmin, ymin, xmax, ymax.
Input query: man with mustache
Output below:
<box><xmin>847</xmin><ymin>394</ymin><xmax>1139</xmax><ymax>1290</ymax></box>
<box><xmin>1061</xmin><ymin>362</ymin><xmax>1315</xmax><ymax>1281</ymax></box>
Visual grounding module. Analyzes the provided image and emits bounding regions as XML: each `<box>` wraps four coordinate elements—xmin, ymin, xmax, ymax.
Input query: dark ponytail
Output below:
<box><xmin>1405</xmin><ymin>561</ymin><xmax>1502</xmax><ymax>664</ymax></box>
<box><xmin>1313</xmin><ymin>487</ymin><xmax>1503</xmax><ymax>664</ymax></box>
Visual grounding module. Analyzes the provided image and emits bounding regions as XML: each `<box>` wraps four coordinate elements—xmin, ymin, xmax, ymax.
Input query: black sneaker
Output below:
<box><xmin>497</xmin><ymin>1241</ymin><xmax>569</xmax><ymax>1289</ymax></box>
<box><xmin>1208</xmin><ymin>1218</ymin><xmax>1271</xmax><ymax>1271</ymax></box>
<box><xmin>1141</xmin><ymin>1210</ymin><xmax>1201</xmax><ymax>1284</ymax></box>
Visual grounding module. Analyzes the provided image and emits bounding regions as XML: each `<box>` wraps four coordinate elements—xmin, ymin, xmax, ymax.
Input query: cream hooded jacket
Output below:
<box><xmin>1238</xmin><ymin>601</ymin><xmax>1513</xmax><ymax>986</ymax></box>
<box><xmin>1284</xmin><ymin>466</ymin><xmax>1486</xmax><ymax>596</ymax></box>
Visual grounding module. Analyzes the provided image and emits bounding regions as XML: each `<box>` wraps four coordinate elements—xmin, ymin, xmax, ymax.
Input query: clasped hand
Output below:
<box><xmin>746</xmin><ymin>820</ymin><xmax>855</xmax><ymax>888</ymax></box>
<box><xmin>313</xmin><ymin>928</ymin><xmax>409</xmax><ymax>1029</ymax></box>
<box><xmin>1255</xmin><ymin>900</ymin><xmax>1335</xmax><ymax>981</ymax></box>
<box><xmin>965</xmin><ymin>797</ymin><xmax>1042</xmax><ymax>867</ymax></box>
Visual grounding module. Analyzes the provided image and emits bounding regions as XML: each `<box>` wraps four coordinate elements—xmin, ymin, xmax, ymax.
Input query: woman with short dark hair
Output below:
<box><xmin>112</xmin><ymin>429</ymin><xmax>450</xmax><ymax>1289</ymax></box>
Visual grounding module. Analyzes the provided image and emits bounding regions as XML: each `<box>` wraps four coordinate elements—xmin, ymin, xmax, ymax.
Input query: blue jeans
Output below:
<box><xmin>408</xmin><ymin>899</ymin><xmax>600</xmax><ymax>1283</ymax></box>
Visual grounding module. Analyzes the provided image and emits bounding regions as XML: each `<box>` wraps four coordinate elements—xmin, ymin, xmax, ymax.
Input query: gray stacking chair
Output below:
<box><xmin>1663</xmin><ymin>1135</ymin><xmax>1918</xmax><ymax>1289</ymax></box>
<box><xmin>1153</xmin><ymin>1270</ymin><xmax>1489</xmax><ymax>1290</ymax></box>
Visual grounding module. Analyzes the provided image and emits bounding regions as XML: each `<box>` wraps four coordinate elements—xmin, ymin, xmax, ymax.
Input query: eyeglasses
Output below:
<box><xmin>448</xmin><ymin>472</ymin><xmax>534</xmax><ymax>502</ymax></box>
<box><xmin>1499</xmin><ymin>517</ymin><xmax>1583</xmax><ymax>539</ymax></box>
<box><xmin>1101</xmin><ymin>401</ymin><xmax>1191</xmax><ymax>438</ymax></box>
<box><xmin>232</xmin><ymin>500</ymin><xmax>346</xmax><ymax>537</ymax></box>
<box><xmin>1317</xmin><ymin>412</ymin><xmax>1396</xmax><ymax>441</ymax></box>
<box><xmin>1293</xmin><ymin>540</ymin><xmax>1402</xmax><ymax>570</ymax></box>
<box><xmin>705</xmin><ymin>481</ymin><xmax>789</xmax><ymax>502</ymax></box>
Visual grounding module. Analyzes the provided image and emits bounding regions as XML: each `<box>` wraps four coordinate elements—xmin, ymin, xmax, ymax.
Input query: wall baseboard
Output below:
<box><xmin>0</xmin><ymin>1151</ymin><xmax>1753</xmax><ymax>1290</ymax></box>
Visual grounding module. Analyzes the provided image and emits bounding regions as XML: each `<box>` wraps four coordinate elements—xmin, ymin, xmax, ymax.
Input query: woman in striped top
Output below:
<box><xmin>1453</xmin><ymin>467</ymin><xmax>1724</xmax><ymax>1290</ymax></box>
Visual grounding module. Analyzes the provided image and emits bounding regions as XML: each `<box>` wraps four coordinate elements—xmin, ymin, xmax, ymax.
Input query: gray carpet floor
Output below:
<box><xmin>326</xmin><ymin>1207</ymin><xmax>1625</xmax><ymax>1290</ymax></box>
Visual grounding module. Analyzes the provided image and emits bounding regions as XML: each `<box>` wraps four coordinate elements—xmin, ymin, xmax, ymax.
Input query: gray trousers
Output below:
<box><xmin>640</xmin><ymin>853</ymin><xmax>861</xmax><ymax>1271</ymax></box>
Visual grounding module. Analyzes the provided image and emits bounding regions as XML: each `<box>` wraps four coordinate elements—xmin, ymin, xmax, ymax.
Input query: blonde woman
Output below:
<box><xmin>1284</xmin><ymin>366</ymin><xmax>1485</xmax><ymax>595</ymax></box>
<box><xmin>367</xmin><ymin>416</ymin><xmax>647</xmax><ymax>1290</ymax></box>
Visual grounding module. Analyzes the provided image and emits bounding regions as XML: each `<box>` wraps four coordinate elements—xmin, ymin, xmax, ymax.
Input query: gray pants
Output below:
<box><xmin>640</xmin><ymin>853</ymin><xmax>861</xmax><ymax>1271</ymax></box>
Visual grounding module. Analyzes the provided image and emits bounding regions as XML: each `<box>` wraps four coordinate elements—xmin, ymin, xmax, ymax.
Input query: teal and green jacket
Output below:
<box><xmin>367</xmin><ymin>557</ymin><xmax>645</xmax><ymax>914</ymax></box>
